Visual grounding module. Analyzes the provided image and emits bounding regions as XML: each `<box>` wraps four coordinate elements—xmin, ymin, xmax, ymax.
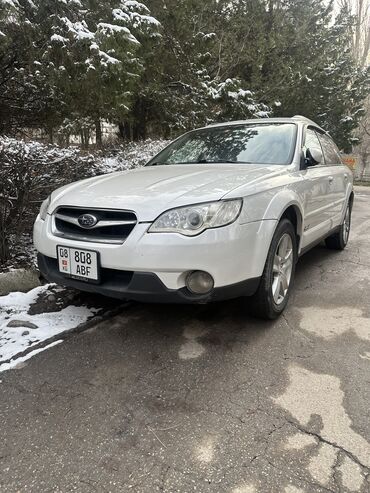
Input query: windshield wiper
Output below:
<box><xmin>196</xmin><ymin>159</ymin><xmax>253</xmax><ymax>164</ymax></box>
<box><xmin>147</xmin><ymin>160</ymin><xmax>254</xmax><ymax>166</ymax></box>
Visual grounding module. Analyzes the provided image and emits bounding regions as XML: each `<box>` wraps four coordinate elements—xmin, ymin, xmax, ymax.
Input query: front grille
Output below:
<box><xmin>52</xmin><ymin>206</ymin><xmax>137</xmax><ymax>244</ymax></box>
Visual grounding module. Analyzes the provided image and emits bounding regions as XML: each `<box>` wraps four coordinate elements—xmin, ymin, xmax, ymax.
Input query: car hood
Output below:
<box><xmin>50</xmin><ymin>163</ymin><xmax>286</xmax><ymax>221</ymax></box>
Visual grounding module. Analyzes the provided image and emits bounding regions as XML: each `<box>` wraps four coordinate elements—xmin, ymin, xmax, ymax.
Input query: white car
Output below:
<box><xmin>34</xmin><ymin>116</ymin><xmax>353</xmax><ymax>319</ymax></box>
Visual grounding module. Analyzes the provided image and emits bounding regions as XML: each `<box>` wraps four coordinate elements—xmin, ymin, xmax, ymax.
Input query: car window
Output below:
<box><xmin>304</xmin><ymin>128</ymin><xmax>325</xmax><ymax>165</ymax></box>
<box><xmin>147</xmin><ymin>123</ymin><xmax>297</xmax><ymax>166</ymax></box>
<box><xmin>318</xmin><ymin>133</ymin><xmax>342</xmax><ymax>165</ymax></box>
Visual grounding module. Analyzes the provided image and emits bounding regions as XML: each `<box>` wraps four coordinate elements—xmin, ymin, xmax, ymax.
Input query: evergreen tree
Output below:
<box><xmin>0</xmin><ymin>0</ymin><xmax>160</xmax><ymax>143</ymax></box>
<box><xmin>1</xmin><ymin>0</ymin><xmax>369</xmax><ymax>149</ymax></box>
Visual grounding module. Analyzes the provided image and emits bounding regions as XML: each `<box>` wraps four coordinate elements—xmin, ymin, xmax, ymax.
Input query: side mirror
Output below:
<box><xmin>305</xmin><ymin>148</ymin><xmax>323</xmax><ymax>167</ymax></box>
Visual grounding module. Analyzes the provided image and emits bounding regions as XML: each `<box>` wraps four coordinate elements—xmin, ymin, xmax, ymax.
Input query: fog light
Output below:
<box><xmin>186</xmin><ymin>271</ymin><xmax>214</xmax><ymax>294</ymax></box>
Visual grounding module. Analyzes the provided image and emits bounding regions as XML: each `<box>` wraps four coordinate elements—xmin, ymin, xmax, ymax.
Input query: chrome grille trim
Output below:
<box><xmin>52</xmin><ymin>206</ymin><xmax>137</xmax><ymax>244</ymax></box>
<box><xmin>54</xmin><ymin>212</ymin><xmax>137</xmax><ymax>229</ymax></box>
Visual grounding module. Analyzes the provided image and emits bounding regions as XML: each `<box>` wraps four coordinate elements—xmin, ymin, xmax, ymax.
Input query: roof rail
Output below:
<box><xmin>292</xmin><ymin>115</ymin><xmax>320</xmax><ymax>126</ymax></box>
<box><xmin>292</xmin><ymin>115</ymin><xmax>327</xmax><ymax>132</ymax></box>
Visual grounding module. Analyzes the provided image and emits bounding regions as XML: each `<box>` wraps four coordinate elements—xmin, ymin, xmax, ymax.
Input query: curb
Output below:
<box><xmin>0</xmin><ymin>268</ymin><xmax>41</xmax><ymax>296</ymax></box>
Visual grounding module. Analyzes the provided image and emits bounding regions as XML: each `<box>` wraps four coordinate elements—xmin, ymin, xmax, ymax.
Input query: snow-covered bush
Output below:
<box><xmin>97</xmin><ymin>139</ymin><xmax>170</xmax><ymax>173</ymax></box>
<box><xmin>0</xmin><ymin>137</ymin><xmax>168</xmax><ymax>267</ymax></box>
<box><xmin>0</xmin><ymin>138</ymin><xmax>97</xmax><ymax>262</ymax></box>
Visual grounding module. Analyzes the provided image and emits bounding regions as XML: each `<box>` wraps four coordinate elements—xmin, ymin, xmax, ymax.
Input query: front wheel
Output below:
<box><xmin>250</xmin><ymin>218</ymin><xmax>297</xmax><ymax>320</ymax></box>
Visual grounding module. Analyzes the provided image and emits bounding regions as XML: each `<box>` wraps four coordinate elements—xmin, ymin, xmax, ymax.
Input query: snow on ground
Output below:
<box><xmin>0</xmin><ymin>341</ymin><xmax>63</xmax><ymax>372</ymax></box>
<box><xmin>0</xmin><ymin>284</ymin><xmax>98</xmax><ymax>372</ymax></box>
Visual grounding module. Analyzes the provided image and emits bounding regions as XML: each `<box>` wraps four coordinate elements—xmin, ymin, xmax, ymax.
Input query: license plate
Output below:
<box><xmin>57</xmin><ymin>246</ymin><xmax>99</xmax><ymax>282</ymax></box>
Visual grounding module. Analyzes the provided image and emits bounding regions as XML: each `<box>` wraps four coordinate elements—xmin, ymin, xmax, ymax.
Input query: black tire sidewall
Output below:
<box><xmin>260</xmin><ymin>219</ymin><xmax>297</xmax><ymax>318</ymax></box>
<box><xmin>327</xmin><ymin>202</ymin><xmax>352</xmax><ymax>250</ymax></box>
<box><xmin>341</xmin><ymin>203</ymin><xmax>351</xmax><ymax>247</ymax></box>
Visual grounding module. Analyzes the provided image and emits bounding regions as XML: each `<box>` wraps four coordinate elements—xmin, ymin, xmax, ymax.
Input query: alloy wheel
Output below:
<box><xmin>272</xmin><ymin>233</ymin><xmax>294</xmax><ymax>305</ymax></box>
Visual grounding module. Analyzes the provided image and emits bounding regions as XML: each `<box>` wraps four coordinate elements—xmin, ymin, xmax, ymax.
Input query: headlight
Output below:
<box><xmin>148</xmin><ymin>199</ymin><xmax>242</xmax><ymax>236</ymax></box>
<box><xmin>39</xmin><ymin>195</ymin><xmax>51</xmax><ymax>221</ymax></box>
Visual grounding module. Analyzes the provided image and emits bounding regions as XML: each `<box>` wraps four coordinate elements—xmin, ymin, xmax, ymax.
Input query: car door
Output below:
<box><xmin>299</xmin><ymin>127</ymin><xmax>333</xmax><ymax>249</ymax></box>
<box><xmin>317</xmin><ymin>132</ymin><xmax>347</xmax><ymax>227</ymax></box>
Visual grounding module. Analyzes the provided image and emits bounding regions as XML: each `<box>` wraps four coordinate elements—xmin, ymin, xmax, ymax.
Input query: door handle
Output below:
<box><xmin>344</xmin><ymin>174</ymin><xmax>348</xmax><ymax>181</ymax></box>
<box><xmin>328</xmin><ymin>176</ymin><xmax>334</xmax><ymax>183</ymax></box>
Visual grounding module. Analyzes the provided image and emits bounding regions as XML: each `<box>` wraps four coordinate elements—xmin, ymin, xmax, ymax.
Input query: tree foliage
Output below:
<box><xmin>1</xmin><ymin>0</ymin><xmax>369</xmax><ymax>150</ymax></box>
<box><xmin>0</xmin><ymin>0</ymin><xmax>160</xmax><ymax>142</ymax></box>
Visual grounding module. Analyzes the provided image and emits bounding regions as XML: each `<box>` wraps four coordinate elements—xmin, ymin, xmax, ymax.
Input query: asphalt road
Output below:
<box><xmin>1</xmin><ymin>187</ymin><xmax>370</xmax><ymax>493</ymax></box>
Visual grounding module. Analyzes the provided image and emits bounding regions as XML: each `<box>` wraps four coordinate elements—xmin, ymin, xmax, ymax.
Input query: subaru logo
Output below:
<box><xmin>78</xmin><ymin>214</ymin><xmax>98</xmax><ymax>228</ymax></box>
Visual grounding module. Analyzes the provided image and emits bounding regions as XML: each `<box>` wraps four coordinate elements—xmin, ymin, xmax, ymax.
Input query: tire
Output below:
<box><xmin>250</xmin><ymin>218</ymin><xmax>297</xmax><ymax>320</ymax></box>
<box><xmin>325</xmin><ymin>202</ymin><xmax>351</xmax><ymax>251</ymax></box>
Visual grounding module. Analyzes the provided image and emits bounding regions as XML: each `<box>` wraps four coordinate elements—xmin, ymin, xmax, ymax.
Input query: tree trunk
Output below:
<box><xmin>118</xmin><ymin>122</ymin><xmax>125</xmax><ymax>140</ymax></box>
<box><xmin>0</xmin><ymin>236</ymin><xmax>9</xmax><ymax>264</ymax></box>
<box><xmin>84</xmin><ymin>129</ymin><xmax>90</xmax><ymax>148</ymax></box>
<box><xmin>0</xmin><ymin>214</ymin><xmax>9</xmax><ymax>264</ymax></box>
<box><xmin>118</xmin><ymin>121</ymin><xmax>132</xmax><ymax>141</ymax></box>
<box><xmin>132</xmin><ymin>98</ymin><xmax>148</xmax><ymax>141</ymax></box>
<box><xmin>95</xmin><ymin>119</ymin><xmax>102</xmax><ymax>147</ymax></box>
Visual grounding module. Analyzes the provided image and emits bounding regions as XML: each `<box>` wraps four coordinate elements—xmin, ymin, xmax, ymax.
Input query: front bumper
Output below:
<box><xmin>34</xmin><ymin>212</ymin><xmax>278</xmax><ymax>302</ymax></box>
<box><xmin>34</xmin><ymin>215</ymin><xmax>277</xmax><ymax>290</ymax></box>
<box><xmin>37</xmin><ymin>253</ymin><xmax>260</xmax><ymax>303</ymax></box>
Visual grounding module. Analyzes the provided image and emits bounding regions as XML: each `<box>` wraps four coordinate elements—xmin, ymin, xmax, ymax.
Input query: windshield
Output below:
<box><xmin>147</xmin><ymin>123</ymin><xmax>297</xmax><ymax>166</ymax></box>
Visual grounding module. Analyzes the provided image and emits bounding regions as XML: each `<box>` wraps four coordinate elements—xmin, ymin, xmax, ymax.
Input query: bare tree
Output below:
<box><xmin>338</xmin><ymin>0</ymin><xmax>370</xmax><ymax>67</ymax></box>
<box><xmin>356</xmin><ymin>97</ymin><xmax>370</xmax><ymax>179</ymax></box>
<box><xmin>338</xmin><ymin>1</ymin><xmax>370</xmax><ymax>175</ymax></box>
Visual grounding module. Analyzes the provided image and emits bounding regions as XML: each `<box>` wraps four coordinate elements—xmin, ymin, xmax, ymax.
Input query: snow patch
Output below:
<box><xmin>0</xmin><ymin>340</ymin><xmax>62</xmax><ymax>372</ymax></box>
<box><xmin>61</xmin><ymin>18</ymin><xmax>94</xmax><ymax>40</ymax></box>
<box><xmin>0</xmin><ymin>284</ymin><xmax>97</xmax><ymax>371</ymax></box>
<box><xmin>50</xmin><ymin>33</ymin><xmax>68</xmax><ymax>43</ymax></box>
<box><xmin>1</xmin><ymin>0</ymin><xmax>19</xmax><ymax>8</ymax></box>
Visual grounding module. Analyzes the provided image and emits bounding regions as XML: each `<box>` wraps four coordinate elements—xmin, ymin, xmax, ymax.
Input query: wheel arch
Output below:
<box><xmin>339</xmin><ymin>187</ymin><xmax>354</xmax><ymax>224</ymax></box>
<box><xmin>349</xmin><ymin>190</ymin><xmax>354</xmax><ymax>209</ymax></box>
<box><xmin>261</xmin><ymin>190</ymin><xmax>304</xmax><ymax>254</ymax></box>
<box><xmin>278</xmin><ymin>204</ymin><xmax>303</xmax><ymax>252</ymax></box>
